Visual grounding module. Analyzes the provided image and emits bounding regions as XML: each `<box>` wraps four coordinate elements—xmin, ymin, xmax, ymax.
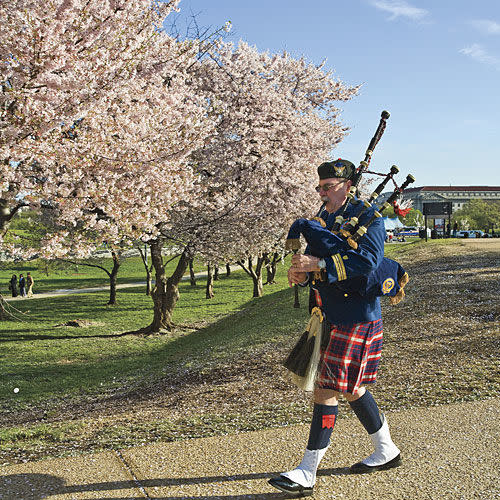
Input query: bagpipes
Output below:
<box><xmin>339</xmin><ymin>170</ymin><xmax>416</xmax><ymax>251</ymax></box>
<box><xmin>328</xmin><ymin>111</ymin><xmax>415</xmax><ymax>246</ymax></box>
<box><xmin>329</xmin><ymin>110</ymin><xmax>390</xmax><ymax>235</ymax></box>
<box><xmin>283</xmin><ymin>111</ymin><xmax>414</xmax><ymax>390</ymax></box>
<box><xmin>285</xmin><ymin>110</ymin><xmax>414</xmax><ymax>303</ymax></box>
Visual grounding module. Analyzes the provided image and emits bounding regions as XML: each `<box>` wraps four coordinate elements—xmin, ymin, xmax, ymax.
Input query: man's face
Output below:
<box><xmin>316</xmin><ymin>177</ymin><xmax>351</xmax><ymax>212</ymax></box>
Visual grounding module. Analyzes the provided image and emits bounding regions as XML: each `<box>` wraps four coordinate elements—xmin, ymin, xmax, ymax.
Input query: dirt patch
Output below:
<box><xmin>458</xmin><ymin>238</ymin><xmax>500</xmax><ymax>251</ymax></box>
<box><xmin>54</xmin><ymin>319</ymin><xmax>103</xmax><ymax>328</ymax></box>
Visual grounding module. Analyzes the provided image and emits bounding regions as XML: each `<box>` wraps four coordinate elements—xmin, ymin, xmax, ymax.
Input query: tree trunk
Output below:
<box><xmin>264</xmin><ymin>252</ymin><xmax>279</xmax><ymax>285</ymax></box>
<box><xmin>252</xmin><ymin>272</ymin><xmax>263</xmax><ymax>297</ymax></box>
<box><xmin>58</xmin><ymin>255</ymin><xmax>120</xmax><ymax>305</ymax></box>
<box><xmin>237</xmin><ymin>255</ymin><xmax>264</xmax><ymax>298</ymax></box>
<box><xmin>138</xmin><ymin>246</ymin><xmax>153</xmax><ymax>296</ymax></box>
<box><xmin>206</xmin><ymin>264</ymin><xmax>215</xmax><ymax>299</ymax></box>
<box><xmin>0</xmin><ymin>201</ymin><xmax>23</xmax><ymax>237</ymax></box>
<box><xmin>146</xmin><ymin>269</ymin><xmax>153</xmax><ymax>296</ymax></box>
<box><xmin>213</xmin><ymin>264</ymin><xmax>219</xmax><ymax>281</ymax></box>
<box><xmin>107</xmin><ymin>251</ymin><xmax>120</xmax><ymax>305</ymax></box>
<box><xmin>145</xmin><ymin>240</ymin><xmax>191</xmax><ymax>333</ymax></box>
<box><xmin>0</xmin><ymin>295</ymin><xmax>7</xmax><ymax>320</ymax></box>
<box><xmin>189</xmin><ymin>258</ymin><xmax>196</xmax><ymax>286</ymax></box>
<box><xmin>293</xmin><ymin>251</ymin><xmax>300</xmax><ymax>308</ymax></box>
<box><xmin>226</xmin><ymin>263</ymin><xmax>231</xmax><ymax>277</ymax></box>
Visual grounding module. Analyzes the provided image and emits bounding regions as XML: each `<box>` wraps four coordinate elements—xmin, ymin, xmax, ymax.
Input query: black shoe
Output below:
<box><xmin>268</xmin><ymin>475</ymin><xmax>313</xmax><ymax>497</ymax></box>
<box><xmin>350</xmin><ymin>453</ymin><xmax>402</xmax><ymax>474</ymax></box>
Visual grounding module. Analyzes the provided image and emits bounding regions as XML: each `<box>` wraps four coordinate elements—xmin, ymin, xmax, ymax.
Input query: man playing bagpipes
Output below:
<box><xmin>268</xmin><ymin>158</ymin><xmax>405</xmax><ymax>497</ymax></box>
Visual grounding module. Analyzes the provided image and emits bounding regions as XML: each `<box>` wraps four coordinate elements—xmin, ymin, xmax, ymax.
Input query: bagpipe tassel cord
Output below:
<box><xmin>389</xmin><ymin>272</ymin><xmax>410</xmax><ymax>305</ymax></box>
<box><xmin>284</xmin><ymin>307</ymin><xmax>324</xmax><ymax>391</ymax></box>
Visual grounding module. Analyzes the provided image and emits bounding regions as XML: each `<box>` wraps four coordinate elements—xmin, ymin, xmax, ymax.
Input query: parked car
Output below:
<box><xmin>456</xmin><ymin>230</ymin><xmax>484</xmax><ymax>238</ymax></box>
<box><xmin>399</xmin><ymin>227</ymin><xmax>419</xmax><ymax>237</ymax></box>
<box><xmin>471</xmin><ymin>230</ymin><xmax>492</xmax><ymax>238</ymax></box>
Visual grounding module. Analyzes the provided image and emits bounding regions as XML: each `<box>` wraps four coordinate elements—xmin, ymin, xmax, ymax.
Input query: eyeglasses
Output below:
<box><xmin>315</xmin><ymin>180</ymin><xmax>346</xmax><ymax>193</ymax></box>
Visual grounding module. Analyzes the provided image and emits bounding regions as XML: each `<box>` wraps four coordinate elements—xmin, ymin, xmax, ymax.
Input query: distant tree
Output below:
<box><xmin>403</xmin><ymin>209</ymin><xmax>424</xmax><ymax>227</ymax></box>
<box><xmin>452</xmin><ymin>199</ymin><xmax>500</xmax><ymax>232</ymax></box>
<box><xmin>58</xmin><ymin>249</ymin><xmax>124</xmax><ymax>306</ymax></box>
<box><xmin>382</xmin><ymin>205</ymin><xmax>398</xmax><ymax>220</ymax></box>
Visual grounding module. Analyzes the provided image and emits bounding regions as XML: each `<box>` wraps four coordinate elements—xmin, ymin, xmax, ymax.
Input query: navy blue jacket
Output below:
<box><xmin>299</xmin><ymin>202</ymin><xmax>386</xmax><ymax>325</ymax></box>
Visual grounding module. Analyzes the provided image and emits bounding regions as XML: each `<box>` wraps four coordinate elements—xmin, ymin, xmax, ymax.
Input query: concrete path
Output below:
<box><xmin>4</xmin><ymin>267</ymin><xmax>236</xmax><ymax>302</ymax></box>
<box><xmin>1</xmin><ymin>398</ymin><xmax>498</xmax><ymax>499</ymax></box>
<box><xmin>4</xmin><ymin>281</ymin><xmax>148</xmax><ymax>301</ymax></box>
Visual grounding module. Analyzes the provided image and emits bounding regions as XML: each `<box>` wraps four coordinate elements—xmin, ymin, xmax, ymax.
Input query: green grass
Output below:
<box><xmin>0</xmin><ymin>261</ymin><xmax>310</xmax><ymax>410</ymax></box>
<box><xmin>1</xmin><ymin>239</ymin><xmax>460</xmax><ymax>410</ymax></box>
<box><xmin>0</xmin><ymin>421</ymin><xmax>84</xmax><ymax>444</ymax></box>
<box><xmin>0</xmin><ymin>259</ymin><xmax>314</xmax><ymax>463</ymax></box>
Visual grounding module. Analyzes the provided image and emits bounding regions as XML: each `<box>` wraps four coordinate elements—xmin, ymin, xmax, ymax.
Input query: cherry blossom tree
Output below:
<box><xmin>1</xmin><ymin>2</ymin><xmax>358</xmax><ymax>332</ymax></box>
<box><xmin>185</xmin><ymin>42</ymin><xmax>359</xmax><ymax>297</ymax></box>
<box><xmin>146</xmin><ymin>41</ymin><xmax>359</xmax><ymax>329</ymax></box>
<box><xmin>1</xmin><ymin>0</ymin><xmax>214</xmax><ymax>250</ymax></box>
<box><xmin>1</xmin><ymin>0</ymin><xmax>217</xmax><ymax>318</ymax></box>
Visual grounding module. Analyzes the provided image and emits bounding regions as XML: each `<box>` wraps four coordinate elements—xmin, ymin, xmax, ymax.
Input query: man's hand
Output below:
<box><xmin>291</xmin><ymin>254</ymin><xmax>321</xmax><ymax>272</ymax></box>
<box><xmin>288</xmin><ymin>254</ymin><xmax>322</xmax><ymax>287</ymax></box>
<box><xmin>288</xmin><ymin>267</ymin><xmax>307</xmax><ymax>287</ymax></box>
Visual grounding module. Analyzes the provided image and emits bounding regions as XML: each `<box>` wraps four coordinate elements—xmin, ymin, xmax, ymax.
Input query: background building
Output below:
<box><xmin>377</xmin><ymin>186</ymin><xmax>500</xmax><ymax>213</ymax></box>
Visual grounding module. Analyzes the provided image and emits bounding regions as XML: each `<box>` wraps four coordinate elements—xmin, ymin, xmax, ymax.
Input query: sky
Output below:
<box><xmin>171</xmin><ymin>0</ymin><xmax>500</xmax><ymax>188</ymax></box>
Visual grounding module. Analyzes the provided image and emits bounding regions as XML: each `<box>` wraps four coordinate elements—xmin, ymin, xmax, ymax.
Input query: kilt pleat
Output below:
<box><xmin>317</xmin><ymin>319</ymin><xmax>383</xmax><ymax>393</ymax></box>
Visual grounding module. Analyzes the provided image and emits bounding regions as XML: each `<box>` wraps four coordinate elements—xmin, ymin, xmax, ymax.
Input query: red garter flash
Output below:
<box><xmin>322</xmin><ymin>414</ymin><xmax>336</xmax><ymax>429</ymax></box>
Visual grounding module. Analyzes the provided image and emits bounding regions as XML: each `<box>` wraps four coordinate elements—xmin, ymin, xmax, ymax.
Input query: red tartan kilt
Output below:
<box><xmin>317</xmin><ymin>319</ymin><xmax>383</xmax><ymax>393</ymax></box>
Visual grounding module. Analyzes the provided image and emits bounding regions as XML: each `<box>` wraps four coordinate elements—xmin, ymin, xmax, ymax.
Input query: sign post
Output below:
<box><xmin>423</xmin><ymin>202</ymin><xmax>453</xmax><ymax>240</ymax></box>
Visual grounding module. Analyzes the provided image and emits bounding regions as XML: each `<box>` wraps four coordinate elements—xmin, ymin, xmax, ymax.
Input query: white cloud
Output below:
<box><xmin>470</xmin><ymin>19</ymin><xmax>500</xmax><ymax>35</ymax></box>
<box><xmin>459</xmin><ymin>44</ymin><xmax>500</xmax><ymax>70</ymax></box>
<box><xmin>369</xmin><ymin>0</ymin><xmax>429</xmax><ymax>22</ymax></box>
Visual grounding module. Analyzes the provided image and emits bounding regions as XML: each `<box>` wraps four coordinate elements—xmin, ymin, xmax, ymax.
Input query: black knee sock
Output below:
<box><xmin>306</xmin><ymin>403</ymin><xmax>338</xmax><ymax>450</ymax></box>
<box><xmin>348</xmin><ymin>390</ymin><xmax>383</xmax><ymax>434</ymax></box>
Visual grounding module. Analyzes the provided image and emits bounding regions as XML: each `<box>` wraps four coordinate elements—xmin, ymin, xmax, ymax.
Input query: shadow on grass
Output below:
<box><xmin>0</xmin><ymin>281</ymin><xmax>309</xmax><ymax>405</ymax></box>
<box><xmin>0</xmin><ymin>331</ymin><xmax>135</xmax><ymax>341</ymax></box>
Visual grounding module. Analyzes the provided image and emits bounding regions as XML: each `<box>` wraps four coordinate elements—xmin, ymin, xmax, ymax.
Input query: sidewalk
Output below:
<box><xmin>4</xmin><ymin>267</ymin><xmax>234</xmax><ymax>302</ymax></box>
<box><xmin>1</xmin><ymin>398</ymin><xmax>498</xmax><ymax>499</ymax></box>
<box><xmin>4</xmin><ymin>281</ymin><xmax>148</xmax><ymax>301</ymax></box>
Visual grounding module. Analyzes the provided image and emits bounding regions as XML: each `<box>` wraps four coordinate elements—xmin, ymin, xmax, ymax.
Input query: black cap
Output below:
<box><xmin>317</xmin><ymin>158</ymin><xmax>355</xmax><ymax>180</ymax></box>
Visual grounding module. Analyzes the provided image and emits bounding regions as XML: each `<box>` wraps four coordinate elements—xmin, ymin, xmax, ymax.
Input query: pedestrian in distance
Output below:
<box><xmin>26</xmin><ymin>272</ymin><xmax>34</xmax><ymax>298</ymax></box>
<box><xmin>8</xmin><ymin>274</ymin><xmax>18</xmax><ymax>297</ymax></box>
<box><xmin>18</xmin><ymin>274</ymin><xmax>27</xmax><ymax>297</ymax></box>
<box><xmin>269</xmin><ymin>159</ymin><xmax>401</xmax><ymax>497</ymax></box>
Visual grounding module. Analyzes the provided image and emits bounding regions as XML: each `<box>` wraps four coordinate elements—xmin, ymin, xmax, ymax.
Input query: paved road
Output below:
<box><xmin>1</xmin><ymin>398</ymin><xmax>498</xmax><ymax>499</ymax></box>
